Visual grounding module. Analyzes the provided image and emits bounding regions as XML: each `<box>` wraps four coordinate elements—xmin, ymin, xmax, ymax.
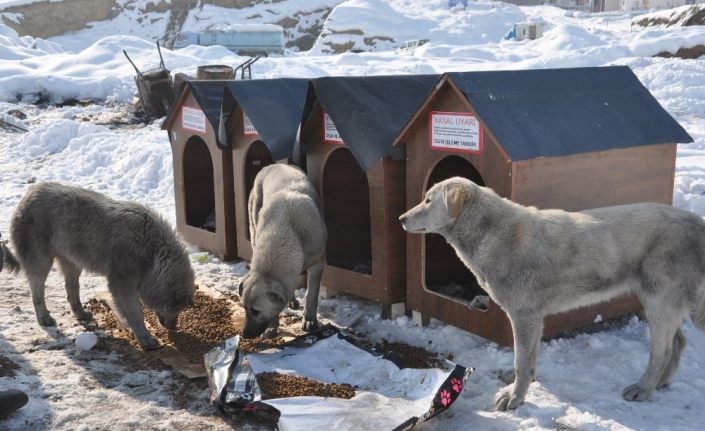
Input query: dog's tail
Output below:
<box><xmin>0</xmin><ymin>240</ymin><xmax>21</xmax><ymax>274</ymax></box>
<box><xmin>692</xmin><ymin>288</ymin><xmax>705</xmax><ymax>331</ymax></box>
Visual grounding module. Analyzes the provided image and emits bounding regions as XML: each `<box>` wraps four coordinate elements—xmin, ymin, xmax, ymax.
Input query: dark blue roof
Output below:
<box><xmin>302</xmin><ymin>74</ymin><xmax>439</xmax><ymax>171</ymax></box>
<box><xmin>220</xmin><ymin>78</ymin><xmax>309</xmax><ymax>161</ymax></box>
<box><xmin>445</xmin><ymin>66</ymin><xmax>692</xmax><ymax>161</ymax></box>
<box><xmin>162</xmin><ymin>80</ymin><xmax>225</xmax><ymax>141</ymax></box>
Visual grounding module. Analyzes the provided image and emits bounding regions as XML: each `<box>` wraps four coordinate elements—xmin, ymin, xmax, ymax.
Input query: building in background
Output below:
<box><xmin>499</xmin><ymin>0</ymin><xmax>693</xmax><ymax>12</ymax></box>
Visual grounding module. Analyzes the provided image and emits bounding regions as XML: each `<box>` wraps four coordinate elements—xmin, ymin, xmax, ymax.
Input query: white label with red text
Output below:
<box><xmin>323</xmin><ymin>112</ymin><xmax>344</xmax><ymax>144</ymax></box>
<box><xmin>429</xmin><ymin>111</ymin><xmax>482</xmax><ymax>154</ymax></box>
<box><xmin>182</xmin><ymin>106</ymin><xmax>206</xmax><ymax>133</ymax></box>
<box><xmin>243</xmin><ymin>112</ymin><xmax>257</xmax><ymax>135</ymax></box>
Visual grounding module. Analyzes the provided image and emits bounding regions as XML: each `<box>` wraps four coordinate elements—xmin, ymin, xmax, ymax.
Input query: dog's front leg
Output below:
<box><xmin>262</xmin><ymin>316</ymin><xmax>280</xmax><ymax>339</ymax></box>
<box><xmin>302</xmin><ymin>259</ymin><xmax>324</xmax><ymax>332</ymax></box>
<box><xmin>108</xmin><ymin>276</ymin><xmax>161</xmax><ymax>350</ymax></box>
<box><xmin>496</xmin><ymin>311</ymin><xmax>543</xmax><ymax>411</ymax></box>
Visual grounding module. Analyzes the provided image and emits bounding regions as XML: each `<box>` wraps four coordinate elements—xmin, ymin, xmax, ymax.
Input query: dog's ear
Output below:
<box><xmin>237</xmin><ymin>273</ymin><xmax>250</xmax><ymax>297</ymax></box>
<box><xmin>266</xmin><ymin>290</ymin><xmax>286</xmax><ymax>307</ymax></box>
<box><xmin>444</xmin><ymin>182</ymin><xmax>468</xmax><ymax>219</ymax></box>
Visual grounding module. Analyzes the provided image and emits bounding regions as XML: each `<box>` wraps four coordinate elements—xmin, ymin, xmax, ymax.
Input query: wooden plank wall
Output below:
<box><xmin>227</xmin><ymin>106</ymin><xmax>276</xmax><ymax>261</ymax></box>
<box><xmin>168</xmin><ymin>91</ymin><xmax>236</xmax><ymax>260</ymax></box>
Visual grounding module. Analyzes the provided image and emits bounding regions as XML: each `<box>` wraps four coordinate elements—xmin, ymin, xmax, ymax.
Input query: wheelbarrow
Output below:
<box><xmin>123</xmin><ymin>41</ymin><xmax>176</xmax><ymax>121</ymax></box>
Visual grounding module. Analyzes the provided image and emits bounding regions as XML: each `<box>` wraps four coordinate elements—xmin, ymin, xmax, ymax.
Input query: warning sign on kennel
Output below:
<box><xmin>429</xmin><ymin>111</ymin><xmax>482</xmax><ymax>154</ymax></box>
<box><xmin>242</xmin><ymin>112</ymin><xmax>257</xmax><ymax>136</ymax></box>
<box><xmin>182</xmin><ymin>106</ymin><xmax>207</xmax><ymax>134</ymax></box>
<box><xmin>323</xmin><ymin>112</ymin><xmax>344</xmax><ymax>145</ymax></box>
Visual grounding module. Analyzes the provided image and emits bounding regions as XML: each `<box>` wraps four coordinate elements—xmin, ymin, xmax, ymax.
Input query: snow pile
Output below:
<box><xmin>0</xmin><ymin>24</ymin><xmax>63</xmax><ymax>60</ymax></box>
<box><xmin>311</xmin><ymin>0</ymin><xmax>526</xmax><ymax>53</ymax></box>
<box><xmin>178</xmin><ymin>0</ymin><xmax>343</xmax><ymax>52</ymax></box>
<box><xmin>0</xmin><ymin>106</ymin><xmax>176</xmax><ymax>221</ymax></box>
<box><xmin>628</xmin><ymin>26</ymin><xmax>705</xmax><ymax>57</ymax></box>
<box><xmin>312</xmin><ymin>0</ymin><xmax>434</xmax><ymax>53</ymax></box>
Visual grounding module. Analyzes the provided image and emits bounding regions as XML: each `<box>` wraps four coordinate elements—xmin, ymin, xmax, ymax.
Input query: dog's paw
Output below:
<box><xmin>37</xmin><ymin>314</ymin><xmax>57</xmax><ymax>327</ymax></box>
<box><xmin>495</xmin><ymin>369</ymin><xmax>515</xmax><ymax>385</ymax></box>
<box><xmin>74</xmin><ymin>310</ymin><xmax>93</xmax><ymax>321</ymax></box>
<box><xmin>495</xmin><ymin>390</ymin><xmax>523</xmax><ymax>411</ymax></box>
<box><xmin>656</xmin><ymin>380</ymin><xmax>671</xmax><ymax>390</ymax></box>
<box><xmin>302</xmin><ymin>319</ymin><xmax>319</xmax><ymax>332</ymax></box>
<box><xmin>469</xmin><ymin>295</ymin><xmax>490</xmax><ymax>312</ymax></box>
<box><xmin>622</xmin><ymin>384</ymin><xmax>652</xmax><ymax>402</ymax></box>
<box><xmin>261</xmin><ymin>327</ymin><xmax>279</xmax><ymax>339</ymax></box>
<box><xmin>139</xmin><ymin>336</ymin><xmax>162</xmax><ymax>351</ymax></box>
<box><xmin>288</xmin><ymin>298</ymin><xmax>300</xmax><ymax>310</ymax></box>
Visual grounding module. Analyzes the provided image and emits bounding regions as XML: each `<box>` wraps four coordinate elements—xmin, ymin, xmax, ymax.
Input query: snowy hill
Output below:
<box><xmin>633</xmin><ymin>4</ymin><xmax>705</xmax><ymax>28</ymax></box>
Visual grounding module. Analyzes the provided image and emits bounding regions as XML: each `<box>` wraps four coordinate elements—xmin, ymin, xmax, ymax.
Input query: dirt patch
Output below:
<box><xmin>75</xmin><ymin>107</ymin><xmax>145</xmax><ymax>129</ymax></box>
<box><xmin>275</xmin><ymin>16</ymin><xmax>298</xmax><ymax>29</ymax></box>
<box><xmin>0</xmin><ymin>355</ymin><xmax>20</xmax><ymax>377</ymax></box>
<box><xmin>373</xmin><ymin>340</ymin><xmax>444</xmax><ymax>369</ymax></box>
<box><xmin>656</xmin><ymin>45</ymin><xmax>705</xmax><ymax>60</ymax></box>
<box><xmin>326</xmin><ymin>40</ymin><xmax>356</xmax><ymax>54</ymax></box>
<box><xmin>348</xmin><ymin>334</ymin><xmax>445</xmax><ymax>369</ymax></box>
<box><xmin>256</xmin><ymin>372</ymin><xmax>355</xmax><ymax>400</ymax></box>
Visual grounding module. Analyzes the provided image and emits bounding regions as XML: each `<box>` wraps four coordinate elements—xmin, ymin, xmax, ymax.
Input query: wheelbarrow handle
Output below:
<box><xmin>123</xmin><ymin>50</ymin><xmax>143</xmax><ymax>76</ymax></box>
<box><xmin>156</xmin><ymin>40</ymin><xmax>166</xmax><ymax>70</ymax></box>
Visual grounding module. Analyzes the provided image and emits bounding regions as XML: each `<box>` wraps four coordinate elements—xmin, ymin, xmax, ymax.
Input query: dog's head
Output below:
<box><xmin>157</xmin><ymin>262</ymin><xmax>195</xmax><ymax>330</ymax></box>
<box><xmin>142</xmin><ymin>248</ymin><xmax>195</xmax><ymax>331</ymax></box>
<box><xmin>239</xmin><ymin>271</ymin><xmax>287</xmax><ymax>339</ymax></box>
<box><xmin>399</xmin><ymin>177</ymin><xmax>471</xmax><ymax>234</ymax></box>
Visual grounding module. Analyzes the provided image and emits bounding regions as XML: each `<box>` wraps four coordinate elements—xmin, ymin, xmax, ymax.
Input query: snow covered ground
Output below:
<box><xmin>1</xmin><ymin>1</ymin><xmax>705</xmax><ymax>430</ymax></box>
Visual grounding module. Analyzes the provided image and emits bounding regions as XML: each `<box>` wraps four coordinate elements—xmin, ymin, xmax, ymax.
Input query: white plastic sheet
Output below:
<box><xmin>206</xmin><ymin>326</ymin><xmax>472</xmax><ymax>431</ymax></box>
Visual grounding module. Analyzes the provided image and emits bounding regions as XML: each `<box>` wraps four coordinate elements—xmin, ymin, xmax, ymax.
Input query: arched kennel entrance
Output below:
<box><xmin>322</xmin><ymin>147</ymin><xmax>372</xmax><ymax>275</ymax></box>
<box><xmin>183</xmin><ymin>136</ymin><xmax>216</xmax><ymax>232</ymax></box>
<box><xmin>162</xmin><ymin>81</ymin><xmax>237</xmax><ymax>260</ymax></box>
<box><xmin>424</xmin><ymin>156</ymin><xmax>486</xmax><ymax>303</ymax></box>
<box><xmin>243</xmin><ymin>140</ymin><xmax>274</xmax><ymax>240</ymax></box>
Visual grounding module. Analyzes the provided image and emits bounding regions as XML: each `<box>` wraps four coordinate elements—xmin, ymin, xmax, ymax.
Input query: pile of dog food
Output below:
<box><xmin>87</xmin><ymin>291</ymin><xmax>290</xmax><ymax>362</ymax></box>
<box><xmin>256</xmin><ymin>372</ymin><xmax>356</xmax><ymax>400</ymax></box>
<box><xmin>89</xmin><ymin>292</ymin><xmax>361</xmax><ymax>400</ymax></box>
<box><xmin>88</xmin><ymin>290</ymin><xmax>453</xmax><ymax>404</ymax></box>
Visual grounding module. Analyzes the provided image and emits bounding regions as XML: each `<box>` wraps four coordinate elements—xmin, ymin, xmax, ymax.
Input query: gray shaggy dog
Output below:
<box><xmin>400</xmin><ymin>177</ymin><xmax>705</xmax><ymax>410</ymax></box>
<box><xmin>240</xmin><ymin>164</ymin><xmax>326</xmax><ymax>339</ymax></box>
<box><xmin>1</xmin><ymin>182</ymin><xmax>194</xmax><ymax>350</ymax></box>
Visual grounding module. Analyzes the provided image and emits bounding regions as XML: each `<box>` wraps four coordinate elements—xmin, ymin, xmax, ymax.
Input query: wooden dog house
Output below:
<box><xmin>219</xmin><ymin>78</ymin><xmax>309</xmax><ymax>261</ymax></box>
<box><xmin>394</xmin><ymin>66</ymin><xmax>693</xmax><ymax>345</ymax></box>
<box><xmin>163</xmin><ymin>80</ymin><xmax>236</xmax><ymax>260</ymax></box>
<box><xmin>300</xmin><ymin>75</ymin><xmax>438</xmax><ymax>317</ymax></box>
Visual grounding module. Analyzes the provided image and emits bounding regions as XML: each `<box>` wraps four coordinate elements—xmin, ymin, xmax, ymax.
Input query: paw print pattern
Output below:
<box><xmin>439</xmin><ymin>390</ymin><xmax>452</xmax><ymax>407</ymax></box>
<box><xmin>451</xmin><ymin>377</ymin><xmax>463</xmax><ymax>393</ymax></box>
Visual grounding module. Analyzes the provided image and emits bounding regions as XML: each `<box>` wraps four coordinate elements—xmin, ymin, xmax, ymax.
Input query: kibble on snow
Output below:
<box><xmin>75</xmin><ymin>332</ymin><xmax>98</xmax><ymax>351</ymax></box>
